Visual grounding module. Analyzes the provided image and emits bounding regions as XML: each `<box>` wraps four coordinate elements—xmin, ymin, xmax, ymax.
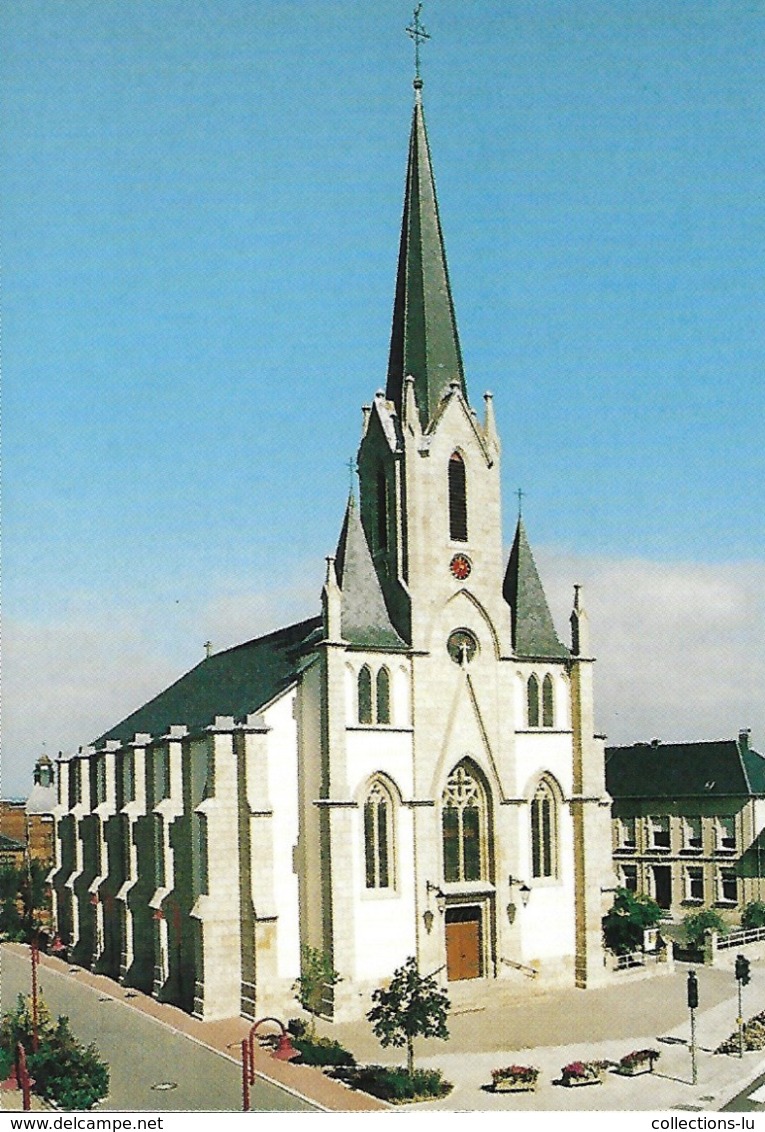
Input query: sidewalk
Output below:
<box><xmin>7</xmin><ymin>943</ymin><xmax>765</xmax><ymax>1112</ymax></box>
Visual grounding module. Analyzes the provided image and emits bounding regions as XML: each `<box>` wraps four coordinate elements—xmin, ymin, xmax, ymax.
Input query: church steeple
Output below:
<box><xmin>385</xmin><ymin>78</ymin><xmax>466</xmax><ymax>430</ymax></box>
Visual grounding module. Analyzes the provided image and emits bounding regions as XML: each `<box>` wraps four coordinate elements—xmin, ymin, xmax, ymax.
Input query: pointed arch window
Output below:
<box><xmin>376</xmin><ymin>667</ymin><xmax>391</xmax><ymax>725</ymax></box>
<box><xmin>376</xmin><ymin>469</ymin><xmax>388</xmax><ymax>551</ymax></box>
<box><xmin>364</xmin><ymin>781</ymin><xmax>392</xmax><ymax>889</ymax></box>
<box><xmin>448</xmin><ymin>452</ymin><xmax>468</xmax><ymax>542</ymax></box>
<box><xmin>358</xmin><ymin>665</ymin><xmax>373</xmax><ymax>724</ymax></box>
<box><xmin>531</xmin><ymin>779</ymin><xmax>558</xmax><ymax>879</ymax></box>
<box><xmin>542</xmin><ymin>674</ymin><xmax>554</xmax><ymax>728</ymax></box>
<box><xmin>442</xmin><ymin>762</ymin><xmax>487</xmax><ymax>883</ymax></box>
<box><xmin>527</xmin><ymin>675</ymin><xmax>540</xmax><ymax>728</ymax></box>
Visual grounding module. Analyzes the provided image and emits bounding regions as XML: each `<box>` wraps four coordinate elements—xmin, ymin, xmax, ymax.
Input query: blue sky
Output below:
<box><xmin>3</xmin><ymin>1</ymin><xmax>764</xmax><ymax>797</ymax></box>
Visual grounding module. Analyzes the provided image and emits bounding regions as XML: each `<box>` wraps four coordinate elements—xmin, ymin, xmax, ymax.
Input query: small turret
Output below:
<box><xmin>570</xmin><ymin>583</ymin><xmax>591</xmax><ymax>657</ymax></box>
<box><xmin>322</xmin><ymin>555</ymin><xmax>342</xmax><ymax>642</ymax></box>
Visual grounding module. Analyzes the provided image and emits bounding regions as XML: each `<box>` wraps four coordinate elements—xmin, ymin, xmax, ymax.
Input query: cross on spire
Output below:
<box><xmin>406</xmin><ymin>4</ymin><xmax>430</xmax><ymax>82</ymax></box>
<box><xmin>516</xmin><ymin>487</ymin><xmax>525</xmax><ymax>518</ymax></box>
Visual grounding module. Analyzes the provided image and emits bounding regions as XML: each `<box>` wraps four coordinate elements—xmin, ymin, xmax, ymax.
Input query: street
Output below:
<box><xmin>0</xmin><ymin>946</ymin><xmax>316</xmax><ymax>1112</ymax></box>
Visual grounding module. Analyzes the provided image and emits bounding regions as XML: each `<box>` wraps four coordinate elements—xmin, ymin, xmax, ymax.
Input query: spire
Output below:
<box><xmin>503</xmin><ymin>518</ymin><xmax>568</xmax><ymax>659</ymax></box>
<box><xmin>385</xmin><ymin>80</ymin><xmax>466</xmax><ymax>429</ymax></box>
<box><xmin>335</xmin><ymin>494</ymin><xmax>406</xmax><ymax>649</ymax></box>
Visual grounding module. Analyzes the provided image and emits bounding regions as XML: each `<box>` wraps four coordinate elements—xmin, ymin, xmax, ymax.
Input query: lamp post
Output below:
<box><xmin>687</xmin><ymin>969</ymin><xmax>699</xmax><ymax>1085</ymax></box>
<box><xmin>241</xmin><ymin>1017</ymin><xmax>299</xmax><ymax>1112</ymax></box>
<box><xmin>30</xmin><ymin>936</ymin><xmax>40</xmax><ymax>1053</ymax></box>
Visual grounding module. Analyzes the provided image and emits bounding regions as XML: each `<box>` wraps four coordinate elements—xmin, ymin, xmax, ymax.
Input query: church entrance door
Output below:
<box><xmin>445</xmin><ymin>906</ymin><xmax>482</xmax><ymax>980</ymax></box>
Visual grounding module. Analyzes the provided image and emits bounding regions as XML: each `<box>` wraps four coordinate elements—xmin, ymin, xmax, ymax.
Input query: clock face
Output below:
<box><xmin>450</xmin><ymin>553</ymin><xmax>471</xmax><ymax>581</ymax></box>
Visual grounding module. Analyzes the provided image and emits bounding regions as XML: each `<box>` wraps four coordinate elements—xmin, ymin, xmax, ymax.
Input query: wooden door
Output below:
<box><xmin>445</xmin><ymin>906</ymin><xmax>482</xmax><ymax>980</ymax></box>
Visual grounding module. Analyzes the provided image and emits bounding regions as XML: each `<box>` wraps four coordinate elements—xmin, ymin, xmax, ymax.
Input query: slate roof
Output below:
<box><xmin>335</xmin><ymin>494</ymin><xmax>407</xmax><ymax>650</ymax></box>
<box><xmin>385</xmin><ymin>81</ymin><xmax>466</xmax><ymax>430</ymax></box>
<box><xmin>95</xmin><ymin>616</ymin><xmax>322</xmax><ymax>748</ymax></box>
<box><xmin>606</xmin><ymin>738</ymin><xmax>765</xmax><ymax>800</ymax></box>
<box><xmin>503</xmin><ymin>518</ymin><xmax>568</xmax><ymax>659</ymax></box>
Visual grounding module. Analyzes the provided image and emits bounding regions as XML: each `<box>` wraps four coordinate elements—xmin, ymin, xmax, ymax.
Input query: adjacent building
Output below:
<box><xmin>49</xmin><ymin>74</ymin><xmax>614</xmax><ymax>1023</ymax></box>
<box><xmin>607</xmin><ymin>732</ymin><xmax>765</xmax><ymax>922</ymax></box>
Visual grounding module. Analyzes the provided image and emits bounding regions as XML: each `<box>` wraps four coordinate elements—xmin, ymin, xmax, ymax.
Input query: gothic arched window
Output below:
<box><xmin>358</xmin><ymin>666</ymin><xmax>373</xmax><ymax>725</ymax></box>
<box><xmin>364</xmin><ymin>781</ymin><xmax>392</xmax><ymax>889</ymax></box>
<box><xmin>448</xmin><ymin>452</ymin><xmax>468</xmax><ymax>542</ymax></box>
<box><xmin>527</xmin><ymin>674</ymin><xmax>540</xmax><ymax>728</ymax></box>
<box><xmin>531</xmin><ymin>778</ymin><xmax>558</xmax><ymax>879</ymax></box>
<box><xmin>376</xmin><ymin>667</ymin><xmax>391</xmax><ymax>724</ymax></box>
<box><xmin>542</xmin><ymin>674</ymin><xmax>554</xmax><ymax>728</ymax></box>
<box><xmin>376</xmin><ymin>469</ymin><xmax>388</xmax><ymax>551</ymax></box>
<box><xmin>442</xmin><ymin>762</ymin><xmax>486</xmax><ymax>883</ymax></box>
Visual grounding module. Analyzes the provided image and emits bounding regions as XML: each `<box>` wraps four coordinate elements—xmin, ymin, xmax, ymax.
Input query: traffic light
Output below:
<box><xmin>687</xmin><ymin>970</ymin><xmax>699</xmax><ymax>1009</ymax></box>
<box><xmin>735</xmin><ymin>954</ymin><xmax>751</xmax><ymax>986</ymax></box>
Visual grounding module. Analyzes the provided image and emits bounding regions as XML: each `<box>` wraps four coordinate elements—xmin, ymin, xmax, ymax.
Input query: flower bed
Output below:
<box><xmin>490</xmin><ymin>1065</ymin><xmax>539</xmax><ymax>1093</ymax></box>
<box><xmin>615</xmin><ymin>1049</ymin><xmax>659</xmax><ymax>1076</ymax></box>
<box><xmin>561</xmin><ymin>1060</ymin><xmax>607</xmax><ymax>1087</ymax></box>
<box><xmin>716</xmin><ymin>1012</ymin><xmax>765</xmax><ymax>1055</ymax></box>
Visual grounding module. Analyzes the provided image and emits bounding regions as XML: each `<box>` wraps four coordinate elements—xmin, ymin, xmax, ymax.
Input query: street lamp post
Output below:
<box><xmin>241</xmin><ymin>1017</ymin><xmax>299</xmax><ymax>1112</ymax></box>
<box><xmin>687</xmin><ymin>969</ymin><xmax>699</xmax><ymax>1086</ymax></box>
<box><xmin>30</xmin><ymin>936</ymin><xmax>40</xmax><ymax>1053</ymax></box>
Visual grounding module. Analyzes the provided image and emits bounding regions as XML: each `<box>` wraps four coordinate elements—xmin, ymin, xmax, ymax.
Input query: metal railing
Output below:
<box><xmin>715</xmin><ymin>924</ymin><xmax>765</xmax><ymax>950</ymax></box>
<box><xmin>500</xmin><ymin>957</ymin><xmax>539</xmax><ymax>978</ymax></box>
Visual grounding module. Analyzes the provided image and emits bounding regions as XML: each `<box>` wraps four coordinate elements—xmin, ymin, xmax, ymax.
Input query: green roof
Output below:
<box><xmin>0</xmin><ymin>833</ymin><xmax>24</xmax><ymax>853</ymax></box>
<box><xmin>606</xmin><ymin>737</ymin><xmax>765</xmax><ymax>799</ymax></box>
<box><xmin>503</xmin><ymin>518</ymin><xmax>568</xmax><ymax>659</ymax></box>
<box><xmin>335</xmin><ymin>494</ymin><xmax>407</xmax><ymax>650</ymax></box>
<box><xmin>385</xmin><ymin>82</ymin><xmax>466</xmax><ymax>429</ymax></box>
<box><xmin>96</xmin><ymin>616</ymin><xmax>322</xmax><ymax>747</ymax></box>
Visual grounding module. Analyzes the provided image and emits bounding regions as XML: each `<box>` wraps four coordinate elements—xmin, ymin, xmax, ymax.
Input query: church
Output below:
<box><xmin>49</xmin><ymin>67</ymin><xmax>615</xmax><ymax>1023</ymax></box>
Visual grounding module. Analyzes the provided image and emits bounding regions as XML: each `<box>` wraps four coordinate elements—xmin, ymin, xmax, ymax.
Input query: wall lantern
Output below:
<box><xmin>508</xmin><ymin>875</ymin><xmax>531</xmax><ymax>907</ymax></box>
<box><xmin>423</xmin><ymin>908</ymin><xmax>435</xmax><ymax>933</ymax></box>
<box><xmin>426</xmin><ymin>880</ymin><xmax>446</xmax><ymax>915</ymax></box>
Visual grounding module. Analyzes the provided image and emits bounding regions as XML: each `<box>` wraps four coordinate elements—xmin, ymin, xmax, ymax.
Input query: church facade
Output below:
<box><xmin>50</xmin><ymin>76</ymin><xmax>614</xmax><ymax>1023</ymax></box>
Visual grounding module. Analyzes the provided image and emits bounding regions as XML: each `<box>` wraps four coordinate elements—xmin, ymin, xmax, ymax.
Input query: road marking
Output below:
<box><xmin>747</xmin><ymin>1084</ymin><xmax>765</xmax><ymax>1102</ymax></box>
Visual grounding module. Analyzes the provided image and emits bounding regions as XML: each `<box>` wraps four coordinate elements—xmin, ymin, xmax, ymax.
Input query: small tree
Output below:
<box><xmin>683</xmin><ymin>908</ymin><xmax>727</xmax><ymax>951</ymax></box>
<box><xmin>292</xmin><ymin>946</ymin><xmax>341</xmax><ymax>1037</ymax></box>
<box><xmin>367</xmin><ymin>956</ymin><xmax>450</xmax><ymax>1076</ymax></box>
<box><xmin>741</xmin><ymin>901</ymin><xmax>765</xmax><ymax>930</ymax></box>
<box><xmin>602</xmin><ymin>888</ymin><xmax>663</xmax><ymax>955</ymax></box>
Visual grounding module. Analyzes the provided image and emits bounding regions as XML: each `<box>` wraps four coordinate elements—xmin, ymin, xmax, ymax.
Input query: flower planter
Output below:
<box><xmin>562</xmin><ymin>1075</ymin><xmax>603</xmax><ymax>1087</ymax></box>
<box><xmin>615</xmin><ymin>1064</ymin><xmax>653</xmax><ymax>1077</ymax></box>
<box><xmin>493</xmin><ymin>1079</ymin><xmax>537</xmax><ymax>1093</ymax></box>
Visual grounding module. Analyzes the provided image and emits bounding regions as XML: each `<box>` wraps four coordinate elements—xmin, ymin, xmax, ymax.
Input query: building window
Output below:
<box><xmin>621</xmin><ymin>863</ymin><xmax>638</xmax><ymax>892</ymax></box>
<box><xmin>531</xmin><ymin>778</ymin><xmax>558</xmax><ymax>879</ymax></box>
<box><xmin>542</xmin><ymin>674</ymin><xmax>554</xmax><ymax>728</ymax></box>
<box><xmin>120</xmin><ymin>752</ymin><xmax>135</xmax><ymax>806</ymax></box>
<box><xmin>649</xmin><ymin>815</ymin><xmax>670</xmax><ymax>850</ymax></box>
<box><xmin>448</xmin><ymin>452</ymin><xmax>468</xmax><ymax>542</ymax></box>
<box><xmin>442</xmin><ymin>762</ymin><xmax>486</xmax><ymax>883</ymax></box>
<box><xmin>68</xmin><ymin>759</ymin><xmax>82</xmax><ymax>809</ymax></box>
<box><xmin>376</xmin><ymin>470</ymin><xmax>388</xmax><ymax>551</ymax></box>
<box><xmin>94</xmin><ymin>757</ymin><xmax>107</xmax><ymax>806</ymax></box>
<box><xmin>375</xmin><ymin>667</ymin><xmax>391</xmax><ymax>725</ymax></box>
<box><xmin>153</xmin><ymin>748</ymin><xmax>170</xmax><ymax>804</ymax></box>
<box><xmin>718</xmin><ymin>868</ymin><xmax>738</xmax><ymax>904</ymax></box>
<box><xmin>364</xmin><ymin>782</ymin><xmax>392</xmax><ymax>889</ymax></box>
<box><xmin>122</xmin><ymin>816</ymin><xmax>133</xmax><ymax>881</ymax></box>
<box><xmin>716</xmin><ymin>816</ymin><xmax>736</xmax><ymax>852</ymax></box>
<box><xmin>527</xmin><ymin>675</ymin><xmax>540</xmax><ymax>728</ymax></box>
<box><xmin>619</xmin><ymin>817</ymin><xmax>637</xmax><ymax>850</ymax></box>
<box><xmin>358</xmin><ymin>666</ymin><xmax>373</xmax><ymax>724</ymax></box>
<box><xmin>685</xmin><ymin>866</ymin><xmax>704</xmax><ymax>902</ymax></box>
<box><xmin>683</xmin><ymin>816</ymin><xmax>702</xmax><ymax>851</ymax></box>
<box><xmin>153</xmin><ymin>815</ymin><xmax>165</xmax><ymax>888</ymax></box>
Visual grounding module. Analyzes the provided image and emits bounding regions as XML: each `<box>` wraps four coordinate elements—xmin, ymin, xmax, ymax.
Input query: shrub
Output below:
<box><xmin>333</xmin><ymin>1064</ymin><xmax>452</xmax><ymax>1103</ymax></box>
<box><xmin>716</xmin><ymin>1011</ymin><xmax>765</xmax><ymax>1055</ymax></box>
<box><xmin>602</xmin><ymin>889</ymin><xmax>663</xmax><ymax>955</ymax></box>
<box><xmin>1</xmin><ymin>997</ymin><xmax>109</xmax><ymax>1110</ymax></box>
<box><xmin>286</xmin><ymin>1017</ymin><xmax>308</xmax><ymax>1039</ymax></box>
<box><xmin>683</xmin><ymin>909</ymin><xmax>727</xmax><ymax>951</ymax></box>
<box><xmin>292</xmin><ymin>947</ymin><xmax>341</xmax><ymax>1037</ymax></box>
<box><xmin>292</xmin><ymin>1034</ymin><xmax>355</xmax><ymax>1067</ymax></box>
<box><xmin>0</xmin><ymin>1045</ymin><xmax>14</xmax><ymax>1081</ymax></box>
<box><xmin>741</xmin><ymin>901</ymin><xmax>765</xmax><ymax>930</ymax></box>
